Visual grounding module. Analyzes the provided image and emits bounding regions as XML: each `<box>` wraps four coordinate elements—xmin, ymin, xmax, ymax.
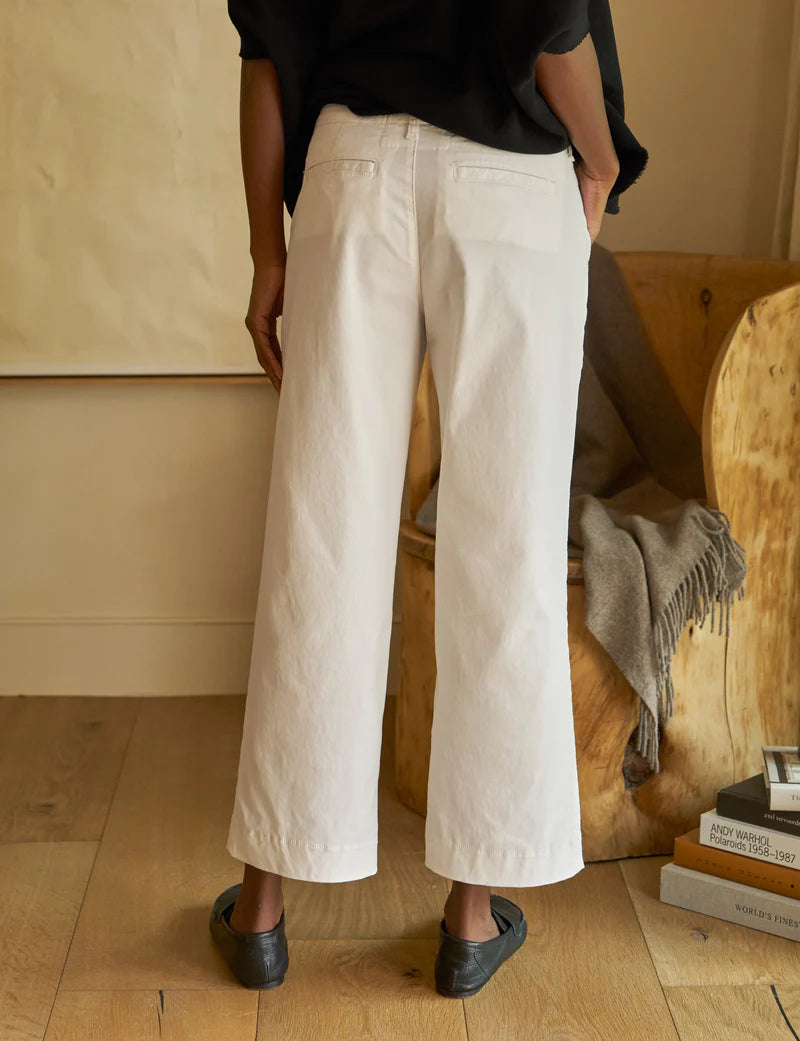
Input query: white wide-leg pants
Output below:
<box><xmin>226</xmin><ymin>102</ymin><xmax>591</xmax><ymax>887</ymax></box>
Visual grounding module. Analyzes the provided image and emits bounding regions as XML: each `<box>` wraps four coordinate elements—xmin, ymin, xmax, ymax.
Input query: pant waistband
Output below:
<box><xmin>316</xmin><ymin>102</ymin><xmax>454</xmax><ymax>135</ymax></box>
<box><xmin>316</xmin><ymin>102</ymin><xmax>576</xmax><ymax>155</ymax></box>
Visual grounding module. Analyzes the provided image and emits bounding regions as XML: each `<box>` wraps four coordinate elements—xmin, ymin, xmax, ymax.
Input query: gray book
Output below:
<box><xmin>660</xmin><ymin>862</ymin><xmax>800</xmax><ymax>942</ymax></box>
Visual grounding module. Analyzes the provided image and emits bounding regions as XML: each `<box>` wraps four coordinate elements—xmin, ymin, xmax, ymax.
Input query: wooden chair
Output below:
<box><xmin>395</xmin><ymin>252</ymin><xmax>800</xmax><ymax>861</ymax></box>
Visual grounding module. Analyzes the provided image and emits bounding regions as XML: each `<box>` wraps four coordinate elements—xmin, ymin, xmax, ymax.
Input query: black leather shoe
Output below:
<box><xmin>209</xmin><ymin>882</ymin><xmax>289</xmax><ymax>989</ymax></box>
<box><xmin>434</xmin><ymin>893</ymin><xmax>527</xmax><ymax>998</ymax></box>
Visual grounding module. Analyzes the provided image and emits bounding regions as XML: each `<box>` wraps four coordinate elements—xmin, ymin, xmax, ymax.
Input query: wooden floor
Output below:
<box><xmin>2</xmin><ymin>694</ymin><xmax>800</xmax><ymax>1041</ymax></box>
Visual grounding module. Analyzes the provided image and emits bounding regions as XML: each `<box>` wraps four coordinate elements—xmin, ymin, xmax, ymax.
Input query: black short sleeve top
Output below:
<box><xmin>227</xmin><ymin>0</ymin><xmax>649</xmax><ymax>218</ymax></box>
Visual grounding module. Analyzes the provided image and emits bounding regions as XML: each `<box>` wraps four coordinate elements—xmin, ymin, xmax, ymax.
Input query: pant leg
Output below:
<box><xmin>417</xmin><ymin>130</ymin><xmax>591</xmax><ymax>886</ymax></box>
<box><xmin>226</xmin><ymin>108</ymin><xmax>425</xmax><ymax>883</ymax></box>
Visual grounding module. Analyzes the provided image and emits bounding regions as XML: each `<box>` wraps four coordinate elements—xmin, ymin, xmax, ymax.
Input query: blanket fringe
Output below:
<box><xmin>632</xmin><ymin>506</ymin><xmax>748</xmax><ymax>774</ymax></box>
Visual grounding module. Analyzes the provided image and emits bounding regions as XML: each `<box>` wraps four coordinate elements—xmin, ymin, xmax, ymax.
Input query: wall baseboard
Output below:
<box><xmin>0</xmin><ymin>619</ymin><xmax>254</xmax><ymax>696</ymax></box>
<box><xmin>0</xmin><ymin>617</ymin><xmax>404</xmax><ymax>697</ymax></box>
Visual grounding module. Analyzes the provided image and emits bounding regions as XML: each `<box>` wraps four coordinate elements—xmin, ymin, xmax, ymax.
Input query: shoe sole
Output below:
<box><xmin>242</xmin><ymin>976</ymin><xmax>286</xmax><ymax>990</ymax></box>
<box><xmin>435</xmin><ymin>981</ymin><xmax>489</xmax><ymax>998</ymax></box>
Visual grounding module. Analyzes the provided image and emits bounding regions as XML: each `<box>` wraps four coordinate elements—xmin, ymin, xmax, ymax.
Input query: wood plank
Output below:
<box><xmin>60</xmin><ymin>695</ymin><xmax>447</xmax><ymax>991</ymax></box>
<box><xmin>0</xmin><ymin>842</ymin><xmax>97</xmax><ymax>1041</ymax></box>
<box><xmin>59</xmin><ymin>695</ymin><xmax>249</xmax><ymax>990</ymax></box>
<box><xmin>0</xmin><ymin>696</ymin><xmax>139</xmax><ymax>842</ymax></box>
<box><xmin>620</xmin><ymin>856</ymin><xmax>800</xmax><ymax>986</ymax></box>
<box><xmin>44</xmin><ymin>990</ymin><xmax>257</xmax><ymax>1041</ymax></box>
<box><xmin>664</xmin><ymin>985</ymin><xmax>799</xmax><ymax>1040</ymax></box>
<box><xmin>254</xmin><ymin>940</ymin><xmax>466</xmax><ymax>1041</ymax></box>
<box><xmin>463</xmin><ymin>862</ymin><xmax>678</xmax><ymax>1041</ymax></box>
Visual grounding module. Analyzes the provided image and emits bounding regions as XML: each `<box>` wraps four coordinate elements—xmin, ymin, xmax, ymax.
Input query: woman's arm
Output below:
<box><xmin>535</xmin><ymin>34</ymin><xmax>619</xmax><ymax>182</ymax></box>
<box><xmin>238</xmin><ymin>57</ymin><xmax>287</xmax><ymax>390</ymax></box>
<box><xmin>239</xmin><ymin>58</ymin><xmax>287</xmax><ymax>267</ymax></box>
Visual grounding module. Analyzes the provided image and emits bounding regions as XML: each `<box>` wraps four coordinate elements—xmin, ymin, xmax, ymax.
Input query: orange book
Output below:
<box><xmin>674</xmin><ymin>826</ymin><xmax>800</xmax><ymax>900</ymax></box>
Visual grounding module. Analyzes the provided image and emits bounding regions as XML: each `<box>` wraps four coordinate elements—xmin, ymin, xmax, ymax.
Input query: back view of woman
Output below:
<box><xmin>209</xmin><ymin>0</ymin><xmax>648</xmax><ymax>998</ymax></box>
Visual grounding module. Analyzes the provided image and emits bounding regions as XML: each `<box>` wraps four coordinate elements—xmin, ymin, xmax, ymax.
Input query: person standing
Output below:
<box><xmin>209</xmin><ymin>0</ymin><xmax>648</xmax><ymax>997</ymax></box>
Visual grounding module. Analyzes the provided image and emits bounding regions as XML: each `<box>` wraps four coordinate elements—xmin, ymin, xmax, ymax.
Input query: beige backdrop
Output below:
<box><xmin>1</xmin><ymin>0</ymin><xmax>251</xmax><ymax>375</ymax></box>
<box><xmin>2</xmin><ymin>1</ymin><xmax>798</xmax><ymax>697</ymax></box>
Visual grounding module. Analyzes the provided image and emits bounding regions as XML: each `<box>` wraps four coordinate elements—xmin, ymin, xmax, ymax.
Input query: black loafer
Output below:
<box><xmin>434</xmin><ymin>893</ymin><xmax>527</xmax><ymax>998</ymax></box>
<box><xmin>208</xmin><ymin>882</ymin><xmax>289</xmax><ymax>989</ymax></box>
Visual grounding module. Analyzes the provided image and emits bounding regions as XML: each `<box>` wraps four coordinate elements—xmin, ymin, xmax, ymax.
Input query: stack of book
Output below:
<box><xmin>660</xmin><ymin>746</ymin><xmax>800</xmax><ymax>941</ymax></box>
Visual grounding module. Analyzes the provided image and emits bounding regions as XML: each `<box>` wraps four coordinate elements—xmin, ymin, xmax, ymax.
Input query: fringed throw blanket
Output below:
<box><xmin>414</xmin><ymin>244</ymin><xmax>748</xmax><ymax>775</ymax></box>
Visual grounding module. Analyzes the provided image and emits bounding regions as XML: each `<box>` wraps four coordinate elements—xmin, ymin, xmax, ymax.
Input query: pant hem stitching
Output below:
<box><xmin>232</xmin><ymin>821</ymin><xmax>375</xmax><ymax>854</ymax></box>
<box><xmin>430</xmin><ymin>836</ymin><xmax>584</xmax><ymax>860</ymax></box>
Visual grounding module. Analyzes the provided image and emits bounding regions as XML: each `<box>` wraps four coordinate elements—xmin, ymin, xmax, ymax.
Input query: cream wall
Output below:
<box><xmin>0</xmin><ymin>377</ymin><xmax>406</xmax><ymax>696</ymax></box>
<box><xmin>1</xmin><ymin>1</ymin><xmax>795</xmax><ymax>695</ymax></box>
<box><xmin>603</xmin><ymin>0</ymin><xmax>796</xmax><ymax>257</ymax></box>
<box><xmin>1</xmin><ymin>380</ymin><xmax>271</xmax><ymax>695</ymax></box>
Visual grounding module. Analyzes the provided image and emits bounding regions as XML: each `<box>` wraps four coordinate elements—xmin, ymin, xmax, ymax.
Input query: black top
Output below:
<box><xmin>227</xmin><ymin>0</ymin><xmax>649</xmax><ymax>217</ymax></box>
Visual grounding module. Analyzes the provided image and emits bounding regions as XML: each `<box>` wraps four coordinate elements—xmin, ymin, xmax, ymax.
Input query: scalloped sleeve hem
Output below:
<box><xmin>541</xmin><ymin>23</ymin><xmax>591</xmax><ymax>55</ymax></box>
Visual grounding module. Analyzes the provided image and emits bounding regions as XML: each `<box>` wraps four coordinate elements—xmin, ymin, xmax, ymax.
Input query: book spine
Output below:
<box><xmin>674</xmin><ymin>833</ymin><xmax>800</xmax><ymax>900</ymax></box>
<box><xmin>660</xmin><ymin>862</ymin><xmax>800</xmax><ymax>942</ymax></box>
<box><xmin>699</xmin><ymin>811</ymin><xmax>800</xmax><ymax>867</ymax></box>
<box><xmin>716</xmin><ymin>792</ymin><xmax>800</xmax><ymax>839</ymax></box>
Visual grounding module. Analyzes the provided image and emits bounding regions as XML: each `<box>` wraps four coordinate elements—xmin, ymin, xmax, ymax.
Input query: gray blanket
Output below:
<box><xmin>413</xmin><ymin>244</ymin><xmax>748</xmax><ymax>775</ymax></box>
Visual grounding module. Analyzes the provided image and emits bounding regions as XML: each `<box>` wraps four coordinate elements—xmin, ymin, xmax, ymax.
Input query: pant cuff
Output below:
<box><xmin>424</xmin><ymin>832</ymin><xmax>585</xmax><ymax>887</ymax></box>
<box><xmin>227</xmin><ymin>813</ymin><xmax>377</xmax><ymax>883</ymax></box>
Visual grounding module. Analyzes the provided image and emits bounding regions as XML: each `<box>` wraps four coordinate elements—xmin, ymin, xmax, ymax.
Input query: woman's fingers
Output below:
<box><xmin>574</xmin><ymin>159</ymin><xmax>617</xmax><ymax>244</ymax></box>
<box><xmin>245</xmin><ymin>264</ymin><xmax>286</xmax><ymax>392</ymax></box>
<box><xmin>249</xmin><ymin>322</ymin><xmax>283</xmax><ymax>391</ymax></box>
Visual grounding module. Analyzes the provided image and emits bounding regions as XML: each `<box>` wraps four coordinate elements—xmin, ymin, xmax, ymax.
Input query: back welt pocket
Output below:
<box><xmin>304</xmin><ymin>158</ymin><xmax>377</xmax><ymax>178</ymax></box>
<box><xmin>451</xmin><ymin>163</ymin><xmax>556</xmax><ymax>194</ymax></box>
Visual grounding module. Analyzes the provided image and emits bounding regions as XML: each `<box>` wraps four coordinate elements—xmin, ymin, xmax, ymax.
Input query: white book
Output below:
<box><xmin>660</xmin><ymin>862</ymin><xmax>800</xmax><ymax>942</ymax></box>
<box><xmin>699</xmin><ymin>808</ymin><xmax>800</xmax><ymax>868</ymax></box>
<box><xmin>762</xmin><ymin>747</ymin><xmax>800</xmax><ymax>811</ymax></box>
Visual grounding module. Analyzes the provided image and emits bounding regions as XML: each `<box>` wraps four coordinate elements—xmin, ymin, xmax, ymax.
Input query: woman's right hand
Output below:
<box><xmin>245</xmin><ymin>263</ymin><xmax>286</xmax><ymax>393</ymax></box>
<box><xmin>574</xmin><ymin>158</ymin><xmax>620</xmax><ymax>244</ymax></box>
